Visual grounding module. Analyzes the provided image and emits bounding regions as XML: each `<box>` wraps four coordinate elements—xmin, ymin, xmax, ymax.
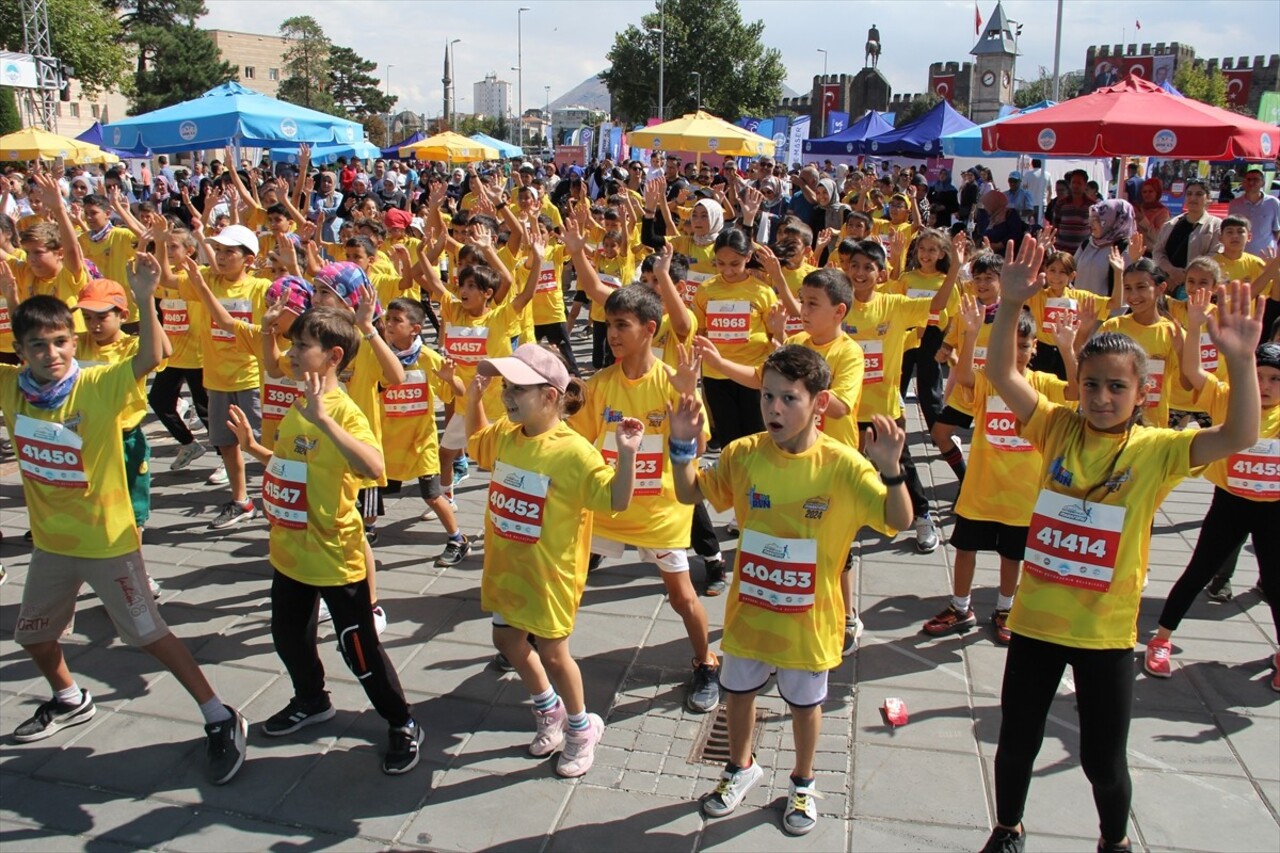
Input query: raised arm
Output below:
<box><xmin>1178</xmin><ymin>286</ymin><xmax>1214</xmax><ymax>394</ymax></box>
<box><xmin>668</xmin><ymin>393</ymin><xmax>705</xmax><ymax>505</ymax></box>
<box><xmin>354</xmin><ymin>284</ymin><xmax>405</xmax><ymax>387</ymax></box>
<box><xmin>652</xmin><ymin>243</ymin><xmax>693</xmax><ymax>338</ymax></box>
<box><xmin>987</xmin><ymin>238</ymin><xmax>1046</xmax><ymax>422</ymax></box>
<box><xmin>34</xmin><ymin>171</ymin><xmax>84</xmax><ymax>279</ymax></box>
<box><xmin>126</xmin><ymin>253</ymin><xmax>171</xmax><ymax>380</ymax></box>
<box><xmin>952</xmin><ymin>293</ymin><xmax>984</xmax><ymax>389</ymax></box>
<box><xmin>1188</xmin><ymin>281</ymin><xmax>1264</xmax><ymax>468</ymax></box>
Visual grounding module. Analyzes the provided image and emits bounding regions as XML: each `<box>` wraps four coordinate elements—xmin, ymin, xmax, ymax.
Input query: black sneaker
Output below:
<box><xmin>1206</xmin><ymin>577</ymin><xmax>1233</xmax><ymax>603</ymax></box>
<box><xmin>365</xmin><ymin>528</ymin><xmax>379</xmax><ymax>545</ymax></box>
<box><xmin>492</xmin><ymin>652</ymin><xmax>515</xmax><ymax>673</ymax></box>
<box><xmin>209</xmin><ymin>500</ymin><xmax>257</xmax><ymax>531</ymax></box>
<box><xmin>686</xmin><ymin>659</ymin><xmax>721</xmax><ymax>713</ymax></box>
<box><xmin>434</xmin><ymin>537</ymin><xmax>470</xmax><ymax>567</ymax></box>
<box><xmin>13</xmin><ymin>690</ymin><xmax>96</xmax><ymax>742</ymax></box>
<box><xmin>587</xmin><ymin>553</ymin><xmax>604</xmax><ymax>572</ymax></box>
<box><xmin>383</xmin><ymin>719</ymin><xmax>424</xmax><ymax>775</ymax></box>
<box><xmin>205</xmin><ymin>706</ymin><xmax>248</xmax><ymax>785</ymax></box>
<box><xmin>981</xmin><ymin>826</ymin><xmax>1026</xmax><ymax>853</ymax></box>
<box><xmin>261</xmin><ymin>694</ymin><xmax>336</xmax><ymax>737</ymax></box>
<box><xmin>703</xmin><ymin>559</ymin><xmax>727</xmax><ymax>596</ymax></box>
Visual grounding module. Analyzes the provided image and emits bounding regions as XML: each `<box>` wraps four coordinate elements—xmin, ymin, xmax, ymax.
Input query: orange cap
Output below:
<box><xmin>77</xmin><ymin>279</ymin><xmax>128</xmax><ymax>313</ymax></box>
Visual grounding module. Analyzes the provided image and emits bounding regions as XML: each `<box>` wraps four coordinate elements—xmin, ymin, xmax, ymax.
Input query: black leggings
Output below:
<box><xmin>899</xmin><ymin>326</ymin><xmax>945</xmax><ymax>429</ymax></box>
<box><xmin>270</xmin><ymin>570</ymin><xmax>411</xmax><ymax>727</ymax></box>
<box><xmin>1028</xmin><ymin>342</ymin><xmax>1067</xmax><ymax>380</ymax></box>
<box><xmin>995</xmin><ymin>633</ymin><xmax>1134</xmax><ymax>844</ymax></box>
<box><xmin>591</xmin><ymin>320</ymin><xmax>616</xmax><ymax>370</ymax></box>
<box><xmin>534</xmin><ymin>321</ymin><xmax>581</xmax><ymax>376</ymax></box>
<box><xmin>147</xmin><ymin>366</ymin><xmax>209</xmax><ymax>445</ymax></box>
<box><xmin>690</xmin><ymin>502</ymin><xmax>720</xmax><ymax>559</ymax></box>
<box><xmin>1159</xmin><ymin>486</ymin><xmax>1280</xmax><ymax>638</ymax></box>
<box><xmin>860</xmin><ymin>418</ymin><xmax>930</xmax><ymax>518</ymax></box>
<box><xmin>703</xmin><ymin>377</ymin><xmax>764</xmax><ymax>448</ymax></box>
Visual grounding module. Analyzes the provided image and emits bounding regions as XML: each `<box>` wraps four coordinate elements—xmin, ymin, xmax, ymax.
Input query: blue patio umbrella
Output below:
<box><xmin>802</xmin><ymin>111</ymin><xmax>896</xmax><ymax>156</ymax></box>
<box><xmin>270</xmin><ymin>140</ymin><xmax>383</xmax><ymax>166</ymax></box>
<box><xmin>941</xmin><ymin>101</ymin><xmax>1057</xmax><ymax>157</ymax></box>
<box><xmin>855</xmin><ymin>100</ymin><xmax>976</xmax><ymax>157</ymax></box>
<box><xmin>75</xmin><ymin>121</ymin><xmax>151</xmax><ymax>157</ymax></box>
<box><xmin>102</xmin><ymin>82</ymin><xmax>364</xmax><ymax>155</ymax></box>
<box><xmin>469</xmin><ymin>133</ymin><xmax>523</xmax><ymax>159</ymax></box>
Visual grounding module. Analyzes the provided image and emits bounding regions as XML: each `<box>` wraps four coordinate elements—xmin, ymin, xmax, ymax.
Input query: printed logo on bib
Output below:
<box><xmin>861</xmin><ymin>339</ymin><xmax>884</xmax><ymax>384</ymax></box>
<box><xmin>212</xmin><ymin>298</ymin><xmax>252</xmax><ymax>342</ymax></box>
<box><xmin>972</xmin><ymin>346</ymin><xmax>988</xmax><ymax>370</ymax></box>
<box><xmin>737</xmin><ymin>529</ymin><xmax>817</xmax><ymax>613</ymax></box>
<box><xmin>984</xmin><ymin>396</ymin><xmax>1031</xmax><ymax>451</ymax></box>
<box><xmin>445</xmin><ymin>324</ymin><xmax>490</xmax><ymax>364</ymax></box>
<box><xmin>1226</xmin><ymin>437</ymin><xmax>1279</xmax><ymax>498</ymax></box>
<box><xmin>1198</xmin><ymin>332</ymin><xmax>1218</xmax><ymax>373</ymax></box>
<box><xmin>262</xmin><ymin>457</ymin><xmax>307</xmax><ymax>529</ymax></box>
<box><xmin>1144</xmin><ymin>358</ymin><xmax>1165</xmax><ymax>408</ymax></box>
<box><xmin>602</xmin><ymin>432</ymin><xmax>663</xmax><ymax>496</ymax></box>
<box><xmin>262</xmin><ymin>377</ymin><xmax>303</xmax><ymax>421</ymax></box>
<box><xmin>706</xmin><ymin>299</ymin><xmax>751</xmax><ymax>343</ymax></box>
<box><xmin>488</xmin><ymin>461</ymin><xmax>550</xmax><ymax>543</ymax></box>
<box><xmin>1043</xmin><ymin>297</ymin><xmax>1077</xmax><ymax>328</ymax></box>
<box><xmin>13</xmin><ymin>414</ymin><xmax>88</xmax><ymax>488</ymax></box>
<box><xmin>905</xmin><ymin>288</ymin><xmax>936</xmax><ymax>300</ymax></box>
<box><xmin>384</xmin><ymin>369</ymin><xmax>430</xmax><ymax>417</ymax></box>
<box><xmin>1023</xmin><ymin>490</ymin><xmax>1125</xmax><ymax>591</ymax></box>
<box><xmin>160</xmin><ymin>298</ymin><xmax>189</xmax><ymax>334</ymax></box>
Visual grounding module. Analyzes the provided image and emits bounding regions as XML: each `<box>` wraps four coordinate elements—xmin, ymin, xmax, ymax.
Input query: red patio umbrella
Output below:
<box><xmin>983</xmin><ymin>75</ymin><xmax>1278</xmax><ymax>160</ymax></box>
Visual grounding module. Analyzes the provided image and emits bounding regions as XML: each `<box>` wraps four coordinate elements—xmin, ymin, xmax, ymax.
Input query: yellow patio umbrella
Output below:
<box><xmin>0</xmin><ymin>127</ymin><xmax>114</xmax><ymax>164</ymax></box>
<box><xmin>628</xmin><ymin>111</ymin><xmax>775</xmax><ymax>157</ymax></box>
<box><xmin>399</xmin><ymin>131</ymin><xmax>500</xmax><ymax>163</ymax></box>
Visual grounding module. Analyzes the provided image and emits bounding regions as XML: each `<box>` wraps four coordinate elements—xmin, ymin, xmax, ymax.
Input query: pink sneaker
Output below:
<box><xmin>529</xmin><ymin>699</ymin><xmax>567</xmax><ymax>757</ymax></box>
<box><xmin>556</xmin><ymin>713</ymin><xmax>604</xmax><ymax>777</ymax></box>
<box><xmin>1144</xmin><ymin>639</ymin><xmax>1173</xmax><ymax>678</ymax></box>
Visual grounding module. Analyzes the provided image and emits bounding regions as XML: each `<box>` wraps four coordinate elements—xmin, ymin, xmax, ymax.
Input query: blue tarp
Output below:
<box><xmin>381</xmin><ymin>131</ymin><xmax>425</xmax><ymax>159</ymax></box>
<box><xmin>270</xmin><ymin>140</ymin><xmax>383</xmax><ymax>166</ymax></box>
<box><xmin>103</xmin><ymin>82</ymin><xmax>364</xmax><ymax>155</ymax></box>
<box><xmin>75</xmin><ymin>121</ymin><xmax>150</xmax><ymax>158</ymax></box>
<box><xmin>941</xmin><ymin>101</ymin><xmax>1057</xmax><ymax>157</ymax></box>
<box><xmin>802</xmin><ymin>111</ymin><xmax>896</xmax><ymax>156</ymax></box>
<box><xmin>855</xmin><ymin>100</ymin><xmax>976</xmax><ymax>157</ymax></box>
<box><xmin>470</xmin><ymin>133</ymin><xmax>523</xmax><ymax>159</ymax></box>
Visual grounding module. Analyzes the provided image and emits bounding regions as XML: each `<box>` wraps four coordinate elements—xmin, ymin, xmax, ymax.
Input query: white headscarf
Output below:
<box><xmin>692</xmin><ymin>198</ymin><xmax>724</xmax><ymax>246</ymax></box>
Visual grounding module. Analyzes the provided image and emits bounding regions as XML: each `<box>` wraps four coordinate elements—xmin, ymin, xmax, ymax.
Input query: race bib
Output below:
<box><xmin>0</xmin><ymin>298</ymin><xmax>10</xmax><ymax>335</ymax></box>
<box><xmin>262</xmin><ymin>377</ymin><xmax>303</xmax><ymax>422</ymax></box>
<box><xmin>972</xmin><ymin>346</ymin><xmax>988</xmax><ymax>370</ymax></box>
<box><xmin>160</xmin><ymin>298</ymin><xmax>189</xmax><ymax>334</ymax></box>
<box><xmin>706</xmin><ymin>300</ymin><xmax>751</xmax><ymax>344</ymax></box>
<box><xmin>535</xmin><ymin>262</ymin><xmax>559</xmax><ymax>294</ymax></box>
<box><xmin>906</xmin><ymin>288</ymin><xmax>936</xmax><ymax>300</ymax></box>
<box><xmin>1198</xmin><ymin>332</ymin><xmax>1218</xmax><ymax>373</ymax></box>
<box><xmin>602</xmin><ymin>432</ymin><xmax>664</xmax><ymax>496</ymax></box>
<box><xmin>1145</xmin><ymin>358</ymin><xmax>1165</xmax><ymax>408</ymax></box>
<box><xmin>211</xmin><ymin>298</ymin><xmax>252</xmax><ymax>342</ymax></box>
<box><xmin>683</xmin><ymin>271</ymin><xmax>711</xmax><ymax>307</ymax></box>
<box><xmin>488</xmin><ymin>461</ymin><xmax>550</xmax><ymax>543</ymax></box>
<box><xmin>1043</xmin><ymin>297</ymin><xmax>1077</xmax><ymax>327</ymax></box>
<box><xmin>383</xmin><ymin>369</ymin><xmax>429</xmax><ymax>417</ymax></box>
<box><xmin>13</xmin><ymin>414</ymin><xmax>88</xmax><ymax>488</ymax></box>
<box><xmin>262</xmin><ymin>457</ymin><xmax>307</xmax><ymax>529</ymax></box>
<box><xmin>1023</xmin><ymin>490</ymin><xmax>1125</xmax><ymax>592</ymax></box>
<box><xmin>984</xmin><ymin>395</ymin><xmax>1032</xmax><ymax>452</ymax></box>
<box><xmin>737</xmin><ymin>529</ymin><xmax>817</xmax><ymax>613</ymax></box>
<box><xmin>445</xmin><ymin>324</ymin><xmax>490</xmax><ymax>364</ymax></box>
<box><xmin>1225</xmin><ymin>437</ymin><xmax>1280</xmax><ymax>499</ymax></box>
<box><xmin>862</xmin><ymin>339</ymin><xmax>884</xmax><ymax>384</ymax></box>
<box><xmin>597</xmin><ymin>273</ymin><xmax>623</xmax><ymax>292</ymax></box>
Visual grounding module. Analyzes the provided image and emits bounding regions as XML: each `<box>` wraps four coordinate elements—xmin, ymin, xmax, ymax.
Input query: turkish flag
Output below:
<box><xmin>821</xmin><ymin>84</ymin><xmax>841</xmax><ymax>111</ymax></box>
<box><xmin>975</xmin><ymin>2</ymin><xmax>982</xmax><ymax>35</ymax></box>
<box><xmin>1223</xmin><ymin>69</ymin><xmax>1252</xmax><ymax>107</ymax></box>
<box><xmin>931</xmin><ymin>74</ymin><xmax>956</xmax><ymax>104</ymax></box>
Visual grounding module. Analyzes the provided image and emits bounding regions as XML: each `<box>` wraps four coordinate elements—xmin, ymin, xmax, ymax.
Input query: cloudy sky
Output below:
<box><xmin>202</xmin><ymin>0</ymin><xmax>1277</xmax><ymax>117</ymax></box>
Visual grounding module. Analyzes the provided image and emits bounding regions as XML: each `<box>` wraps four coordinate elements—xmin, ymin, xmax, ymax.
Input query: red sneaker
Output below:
<box><xmin>991</xmin><ymin>609</ymin><xmax>1012</xmax><ymax>645</ymax></box>
<box><xmin>1144</xmin><ymin>639</ymin><xmax>1173</xmax><ymax>678</ymax></box>
<box><xmin>922</xmin><ymin>604</ymin><xmax>977</xmax><ymax>636</ymax></box>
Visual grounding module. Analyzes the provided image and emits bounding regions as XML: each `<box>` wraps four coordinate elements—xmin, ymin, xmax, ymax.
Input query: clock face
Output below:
<box><xmin>982</xmin><ymin>71</ymin><xmax>996</xmax><ymax>87</ymax></box>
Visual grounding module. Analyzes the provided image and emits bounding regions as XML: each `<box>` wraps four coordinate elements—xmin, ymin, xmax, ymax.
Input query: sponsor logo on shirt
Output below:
<box><xmin>803</xmin><ymin>496</ymin><xmax>830</xmax><ymax>520</ymax></box>
<box><xmin>603</xmin><ymin>406</ymin><xmax>623</xmax><ymax>423</ymax></box>
<box><xmin>1104</xmin><ymin>467</ymin><xmax>1132</xmax><ymax>494</ymax></box>
<box><xmin>748</xmin><ymin>485</ymin><xmax>771</xmax><ymax>509</ymax></box>
<box><xmin>876</xmin><ymin>323</ymin><xmax>890</xmax><ymax>336</ymax></box>
<box><xmin>62</xmin><ymin>412</ymin><xmax>82</xmax><ymax>435</ymax></box>
<box><xmin>1049</xmin><ymin>456</ymin><xmax>1074</xmax><ymax>487</ymax></box>
<box><xmin>646</xmin><ymin>410</ymin><xmax>666</xmax><ymax>429</ymax></box>
<box><xmin>293</xmin><ymin>437</ymin><xmax>318</xmax><ymax>456</ymax></box>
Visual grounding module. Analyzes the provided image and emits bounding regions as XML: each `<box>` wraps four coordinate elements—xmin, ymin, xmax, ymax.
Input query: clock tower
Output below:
<box><xmin>970</xmin><ymin>2</ymin><xmax>1018</xmax><ymax>123</ymax></box>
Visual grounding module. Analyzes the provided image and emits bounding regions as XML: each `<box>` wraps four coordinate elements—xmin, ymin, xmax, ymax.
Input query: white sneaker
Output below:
<box><xmin>914</xmin><ymin>513</ymin><xmax>940</xmax><ymax>553</ymax></box>
<box><xmin>420</xmin><ymin>506</ymin><xmax>439</xmax><ymax>522</ymax></box>
<box><xmin>702</xmin><ymin>761</ymin><xmax>765</xmax><ymax>818</ymax></box>
<box><xmin>318</xmin><ymin>599</ymin><xmax>332</xmax><ymax>623</ymax></box>
<box><xmin>171</xmin><ymin>442</ymin><xmax>207</xmax><ymax>471</ymax></box>
<box><xmin>782</xmin><ymin>779</ymin><xmax>821</xmax><ymax>836</ymax></box>
<box><xmin>148</xmin><ymin>575</ymin><xmax>162</xmax><ymax>600</ymax></box>
<box><xmin>372</xmin><ymin>605</ymin><xmax>387</xmax><ymax>636</ymax></box>
<box><xmin>175</xmin><ymin>396</ymin><xmax>191</xmax><ymax>421</ymax></box>
<box><xmin>556</xmin><ymin>713</ymin><xmax>603</xmax><ymax>777</ymax></box>
<box><xmin>529</xmin><ymin>698</ymin><xmax>567</xmax><ymax>757</ymax></box>
<box><xmin>207</xmin><ymin>465</ymin><xmax>229</xmax><ymax>485</ymax></box>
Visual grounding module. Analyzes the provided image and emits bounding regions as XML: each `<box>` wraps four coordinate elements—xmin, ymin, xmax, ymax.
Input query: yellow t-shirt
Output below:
<box><xmin>669</xmin><ymin>236</ymin><xmax>716</xmax><ymax>305</ymax></box>
<box><xmin>381</xmin><ymin>346</ymin><xmax>452</xmax><ymax>482</ymax></box>
<box><xmin>530</xmin><ymin>244</ymin><xmax>568</xmax><ymax>326</ymax></box>
<box><xmin>779</xmin><ymin>331</ymin><xmax>864</xmax><ymax>446</ymax></box>
<box><xmin>337</xmin><ymin>341</ymin><xmax>388</xmax><ymax>486</ymax></box>
<box><xmin>1009</xmin><ymin>395</ymin><xmax>1196</xmax><ymax>649</ymax></box>
<box><xmin>198</xmin><ymin>270</ymin><xmax>271</xmax><ymax>392</ymax></box>
<box><xmin>468</xmin><ymin>419</ymin><xmax>616</xmax><ymax>639</ymax></box>
<box><xmin>14</xmin><ymin>262</ymin><xmax>89</xmax><ymax>334</ymax></box>
<box><xmin>891</xmin><ymin>270</ymin><xmax>954</xmax><ymax>351</ymax></box>
<box><xmin>1217</xmin><ymin>252</ymin><xmax>1264</xmax><ymax>291</ymax></box>
<box><xmin>693</xmin><ymin>274</ymin><xmax>778</xmax><ymax>380</ymax></box>
<box><xmin>158</xmin><ymin>272</ymin><xmax>206</xmax><ymax>370</ymax></box>
<box><xmin>0</xmin><ymin>361</ymin><xmax>144</xmax><ymax>557</ymax></box>
<box><xmin>589</xmin><ymin>253</ymin><xmax>637</xmax><ymax>324</ymax></box>
<box><xmin>1164</xmin><ymin>299</ymin><xmax>1227</xmax><ymax>414</ymax></box>
<box><xmin>1026</xmin><ymin>288</ymin><xmax>1111</xmax><ymax>346</ymax></box>
<box><xmin>779</xmin><ymin>262</ymin><xmax>817</xmax><ymax>337</ymax></box>
<box><xmin>567</xmin><ymin>359</ymin><xmax>707</xmax><ymax>549</ymax></box>
<box><xmin>697</xmin><ymin>432</ymin><xmax>893</xmax><ymax>670</ymax></box>
<box><xmin>942</xmin><ymin>317</ymin><xmax>996</xmax><ymax>416</ymax></box>
<box><xmin>76</xmin><ymin>333</ymin><xmax>147</xmax><ymax>429</ymax></box>
<box><xmin>1193</xmin><ymin>374</ymin><xmax>1280</xmax><ymax>501</ymax></box>
<box><xmin>78</xmin><ymin>228</ymin><xmax>139</xmax><ymax>322</ymax></box>
<box><xmin>440</xmin><ymin>293</ymin><xmax>521</xmax><ymax>421</ymax></box>
<box><xmin>842</xmin><ymin>292</ymin><xmax>932</xmax><ymax>420</ymax></box>
<box><xmin>266</xmin><ymin>391</ymin><xmax>377</xmax><ymax>586</ymax></box>
<box><xmin>652</xmin><ymin>313</ymin><xmax>695</xmax><ymax>369</ymax></box>
<box><xmin>955</xmin><ymin>371</ymin><xmax>1069</xmax><ymax>525</ymax></box>
<box><xmin>1097</xmin><ymin>314</ymin><xmax>1180</xmax><ymax>429</ymax></box>
<box><xmin>872</xmin><ymin>220</ymin><xmax>916</xmax><ymax>274</ymax></box>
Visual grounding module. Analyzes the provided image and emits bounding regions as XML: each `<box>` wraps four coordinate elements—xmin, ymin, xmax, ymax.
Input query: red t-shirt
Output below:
<box><xmin>340</xmin><ymin>164</ymin><xmax>357</xmax><ymax>192</ymax></box>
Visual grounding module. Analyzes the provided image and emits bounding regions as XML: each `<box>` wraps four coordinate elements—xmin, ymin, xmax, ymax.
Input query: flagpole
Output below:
<box><xmin>1051</xmin><ymin>0</ymin><xmax>1063</xmax><ymax>100</ymax></box>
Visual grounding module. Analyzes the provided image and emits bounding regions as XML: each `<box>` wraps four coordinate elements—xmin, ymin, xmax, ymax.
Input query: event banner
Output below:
<box><xmin>827</xmin><ymin>111</ymin><xmax>849</xmax><ymax>136</ymax></box>
<box><xmin>787</xmin><ymin>116</ymin><xmax>810</xmax><ymax>168</ymax></box>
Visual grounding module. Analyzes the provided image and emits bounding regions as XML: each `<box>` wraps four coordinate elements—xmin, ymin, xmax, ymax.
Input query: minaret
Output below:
<box><xmin>443</xmin><ymin>42</ymin><xmax>453</xmax><ymax>129</ymax></box>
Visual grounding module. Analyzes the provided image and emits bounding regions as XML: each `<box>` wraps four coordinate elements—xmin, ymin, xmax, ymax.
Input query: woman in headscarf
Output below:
<box><xmin>927</xmin><ymin>168</ymin><xmax>959</xmax><ymax>228</ymax></box>
<box><xmin>1074</xmin><ymin>198</ymin><xmax>1137</xmax><ymax>296</ymax></box>
<box><xmin>974</xmin><ymin>189</ymin><xmax>1026</xmax><ymax>254</ymax></box>
<box><xmin>1135</xmin><ymin>177</ymin><xmax>1170</xmax><ymax>253</ymax></box>
<box><xmin>814</xmin><ymin>177</ymin><xmax>851</xmax><ymax>232</ymax></box>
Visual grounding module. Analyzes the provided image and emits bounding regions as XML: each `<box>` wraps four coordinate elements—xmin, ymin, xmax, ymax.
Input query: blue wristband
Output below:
<box><xmin>668</xmin><ymin>437</ymin><xmax>698</xmax><ymax>464</ymax></box>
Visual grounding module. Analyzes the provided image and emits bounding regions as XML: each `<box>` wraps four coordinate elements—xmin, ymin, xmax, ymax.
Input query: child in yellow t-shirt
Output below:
<box><xmin>11</xmin><ymin>174</ymin><xmax>90</xmax><ymax>335</ymax></box>
<box><xmin>979</xmin><ymin>241</ymin><xmax>1264</xmax><ymax>852</ymax></box>
<box><xmin>759</xmin><ymin>218</ymin><xmax>818</xmax><ymax>339</ymax></box>
<box><xmin>77</xmin><ymin>193</ymin><xmax>141</xmax><ymax>323</ymax></box>
<box><xmin>1025</xmin><ymin>250</ymin><xmax>1119</xmax><ymax>379</ymax></box>
<box><xmin>1217</xmin><ymin>215</ymin><xmax>1265</xmax><ymax>288</ymax></box>
<box><xmin>466</xmin><ymin>344</ymin><xmax>643</xmax><ymax>779</ymax></box>
<box><xmin>225</xmin><ymin>308</ymin><xmax>424</xmax><ymax>776</ymax></box>
<box><xmin>670</xmin><ymin>346</ymin><xmax>910</xmax><ymax>836</ymax></box>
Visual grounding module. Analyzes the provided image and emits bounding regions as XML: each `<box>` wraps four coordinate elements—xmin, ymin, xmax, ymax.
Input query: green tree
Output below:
<box><xmin>0</xmin><ymin>87</ymin><xmax>21</xmax><ymax>135</ymax></box>
<box><xmin>1174</xmin><ymin>63</ymin><xmax>1228</xmax><ymax>109</ymax></box>
<box><xmin>129</xmin><ymin>24</ymin><xmax>235</xmax><ymax>114</ymax></box>
<box><xmin>1014</xmin><ymin>66</ymin><xmax>1082</xmax><ymax>108</ymax></box>
<box><xmin>104</xmin><ymin>0</ymin><xmax>207</xmax><ymax>75</ymax></box>
<box><xmin>277</xmin><ymin>15</ymin><xmax>334</xmax><ymax>112</ymax></box>
<box><xmin>0</xmin><ymin>0</ymin><xmax>130</xmax><ymax>98</ymax></box>
<box><xmin>600</xmin><ymin>0</ymin><xmax>786</xmax><ymax>124</ymax></box>
<box><xmin>328</xmin><ymin>45</ymin><xmax>396</xmax><ymax>120</ymax></box>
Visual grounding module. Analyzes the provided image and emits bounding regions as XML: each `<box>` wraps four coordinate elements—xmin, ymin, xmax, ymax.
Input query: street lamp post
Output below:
<box><xmin>544</xmin><ymin>85</ymin><xmax>551</xmax><ymax>149</ymax></box>
<box><xmin>648</xmin><ymin>1</ymin><xmax>664</xmax><ymax>121</ymax></box>
<box><xmin>449</xmin><ymin>39</ymin><xmax>461</xmax><ymax>129</ymax></box>
<box><xmin>517</xmin><ymin>6</ymin><xmax>530</xmax><ymax>151</ymax></box>
<box><xmin>816</xmin><ymin>48</ymin><xmax>828</xmax><ymax>135</ymax></box>
<box><xmin>384</xmin><ymin>64</ymin><xmax>394</xmax><ymax>143</ymax></box>
<box><xmin>692</xmin><ymin>71</ymin><xmax>701</xmax><ymax>111</ymax></box>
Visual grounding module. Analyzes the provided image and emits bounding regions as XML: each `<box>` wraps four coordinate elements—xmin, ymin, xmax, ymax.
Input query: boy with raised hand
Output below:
<box><xmin>10</xmin><ymin>170</ymin><xmax>89</xmax><ymax>333</ymax></box>
<box><xmin>77</xmin><ymin>191</ymin><xmax>141</xmax><ymax>327</ymax></box>
<box><xmin>565</xmin><ymin>284</ymin><xmax>723</xmax><ymax>712</ymax></box>
<box><xmin>225</xmin><ymin>308</ymin><xmax>424</xmax><ymax>776</ymax></box>
<box><xmin>0</xmin><ymin>254</ymin><xmax>247</xmax><ymax>785</ymax></box>
<box><xmin>670</xmin><ymin>346</ymin><xmax>911</xmax><ymax>836</ymax></box>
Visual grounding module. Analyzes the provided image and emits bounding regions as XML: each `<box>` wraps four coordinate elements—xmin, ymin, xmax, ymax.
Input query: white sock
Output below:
<box><xmin>952</xmin><ymin>595</ymin><xmax>971</xmax><ymax>612</ymax></box>
<box><xmin>709</xmin><ymin>552</ymin><xmax>724</xmax><ymax>563</ymax></box>
<box><xmin>55</xmin><ymin>683</ymin><xmax>82</xmax><ymax>705</ymax></box>
<box><xmin>199</xmin><ymin>696</ymin><xmax>233</xmax><ymax>724</ymax></box>
<box><xmin>996</xmin><ymin>593</ymin><xmax>1015</xmax><ymax>611</ymax></box>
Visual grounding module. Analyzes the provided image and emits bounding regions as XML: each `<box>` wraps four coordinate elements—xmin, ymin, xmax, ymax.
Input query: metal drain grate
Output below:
<box><xmin>688</xmin><ymin>707</ymin><xmax>769</xmax><ymax>765</ymax></box>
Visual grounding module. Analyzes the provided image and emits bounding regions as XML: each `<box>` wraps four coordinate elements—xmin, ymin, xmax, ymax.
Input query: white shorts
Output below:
<box><xmin>590</xmin><ymin>536</ymin><xmax>690</xmax><ymax>574</ymax></box>
<box><xmin>718</xmin><ymin>652</ymin><xmax>830</xmax><ymax>708</ymax></box>
<box><xmin>440</xmin><ymin>413</ymin><xmax>467</xmax><ymax>451</ymax></box>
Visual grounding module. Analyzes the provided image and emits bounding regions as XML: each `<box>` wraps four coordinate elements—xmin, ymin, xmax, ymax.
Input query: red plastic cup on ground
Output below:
<box><xmin>883</xmin><ymin>697</ymin><xmax>908</xmax><ymax>727</ymax></box>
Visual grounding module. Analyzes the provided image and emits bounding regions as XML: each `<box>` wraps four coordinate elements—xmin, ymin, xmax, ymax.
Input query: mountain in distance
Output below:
<box><xmin>547</xmin><ymin>73</ymin><xmax>800</xmax><ymax>113</ymax></box>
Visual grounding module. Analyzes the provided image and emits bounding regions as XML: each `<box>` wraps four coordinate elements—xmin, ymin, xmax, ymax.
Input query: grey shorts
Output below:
<box><xmin>208</xmin><ymin>388</ymin><xmax>261</xmax><ymax>448</ymax></box>
<box><xmin>15</xmin><ymin>549</ymin><xmax>169</xmax><ymax>647</ymax></box>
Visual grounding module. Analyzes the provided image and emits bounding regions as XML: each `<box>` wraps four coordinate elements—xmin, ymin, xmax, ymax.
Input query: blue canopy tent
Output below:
<box><xmin>801</xmin><ymin>111</ymin><xmax>895</xmax><ymax>156</ymax></box>
<box><xmin>381</xmin><ymin>131</ymin><xmax>425</xmax><ymax>159</ymax></box>
<box><xmin>75</xmin><ymin>121</ymin><xmax>151</xmax><ymax>157</ymax></box>
<box><xmin>469</xmin><ymin>132</ymin><xmax>523</xmax><ymax>159</ymax></box>
<box><xmin>270</xmin><ymin>140</ymin><xmax>382</xmax><ymax>166</ymax></box>
<box><xmin>855</xmin><ymin>100</ymin><xmax>976</xmax><ymax>157</ymax></box>
<box><xmin>102</xmin><ymin>82</ymin><xmax>364</xmax><ymax>155</ymax></box>
<box><xmin>941</xmin><ymin>101</ymin><xmax>1056</xmax><ymax>157</ymax></box>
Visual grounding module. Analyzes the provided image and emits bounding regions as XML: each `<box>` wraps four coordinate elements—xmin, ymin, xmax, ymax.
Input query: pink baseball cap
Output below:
<box><xmin>478</xmin><ymin>344</ymin><xmax>571</xmax><ymax>392</ymax></box>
